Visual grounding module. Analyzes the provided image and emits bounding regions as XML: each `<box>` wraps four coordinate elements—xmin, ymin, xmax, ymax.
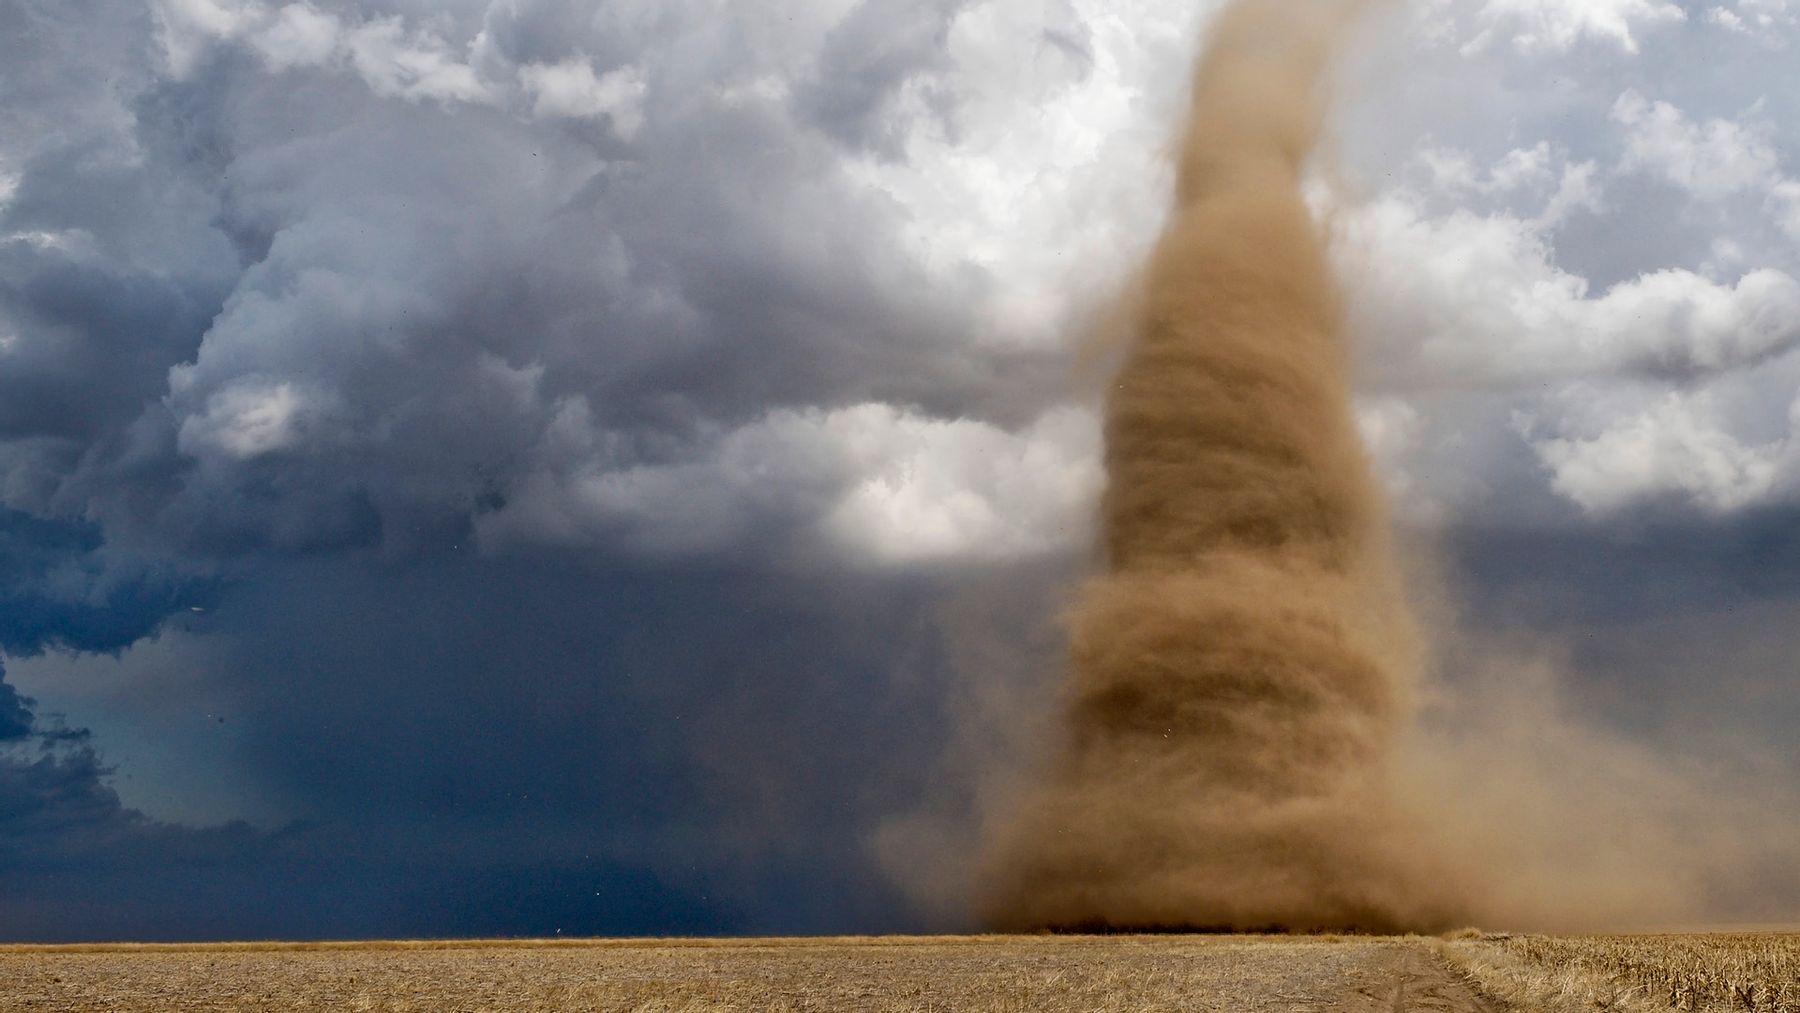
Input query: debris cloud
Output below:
<box><xmin>981</xmin><ymin>0</ymin><xmax>1465</xmax><ymax>932</ymax></box>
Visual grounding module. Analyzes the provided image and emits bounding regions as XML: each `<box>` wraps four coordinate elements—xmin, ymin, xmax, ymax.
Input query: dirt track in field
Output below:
<box><xmin>1339</xmin><ymin>944</ymin><xmax>1507</xmax><ymax>1013</ymax></box>
<box><xmin>0</xmin><ymin>935</ymin><xmax>1506</xmax><ymax>1012</ymax></box>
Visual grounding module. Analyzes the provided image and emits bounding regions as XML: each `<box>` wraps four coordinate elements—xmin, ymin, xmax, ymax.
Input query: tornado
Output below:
<box><xmin>983</xmin><ymin>0</ymin><xmax>1461</xmax><ymax>932</ymax></box>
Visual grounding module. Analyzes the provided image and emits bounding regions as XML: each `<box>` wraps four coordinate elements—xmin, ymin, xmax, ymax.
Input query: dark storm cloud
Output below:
<box><xmin>0</xmin><ymin>0</ymin><xmax>1077</xmax><ymax>939</ymax></box>
<box><xmin>0</xmin><ymin>708</ymin><xmax>738</xmax><ymax>942</ymax></box>
<box><xmin>0</xmin><ymin>507</ymin><xmax>212</xmax><ymax>656</ymax></box>
<box><xmin>3</xmin><ymin>0</ymin><xmax>1066</xmax><ymax>564</ymax></box>
<box><xmin>0</xmin><ymin>530</ymin><xmax>241</xmax><ymax>939</ymax></box>
<box><xmin>0</xmin><ymin>680</ymin><xmax>31</xmax><ymax>740</ymax></box>
<box><xmin>0</xmin><ymin>522</ymin><xmax>962</xmax><ymax>938</ymax></box>
<box><xmin>0</xmin><ymin>540</ymin><xmax>1066</xmax><ymax>939</ymax></box>
<box><xmin>0</xmin><ymin>0</ymin><xmax>1083</xmax><ymax>934</ymax></box>
<box><xmin>185</xmin><ymin>551</ymin><xmax>1072</xmax><ymax>929</ymax></box>
<box><xmin>0</xmin><ymin>504</ymin><xmax>277</xmax><ymax>941</ymax></box>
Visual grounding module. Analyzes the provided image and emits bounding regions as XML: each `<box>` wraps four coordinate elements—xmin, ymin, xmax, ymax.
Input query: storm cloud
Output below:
<box><xmin>3</xmin><ymin>0</ymin><xmax>1800</xmax><ymax>938</ymax></box>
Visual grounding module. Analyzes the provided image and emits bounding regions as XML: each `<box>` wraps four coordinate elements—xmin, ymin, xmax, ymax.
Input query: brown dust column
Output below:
<box><xmin>984</xmin><ymin>0</ymin><xmax>1457</xmax><ymax>933</ymax></box>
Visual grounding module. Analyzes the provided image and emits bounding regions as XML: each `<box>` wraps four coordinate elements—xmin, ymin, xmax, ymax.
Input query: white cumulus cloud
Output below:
<box><xmin>1463</xmin><ymin>0</ymin><xmax>1685</xmax><ymax>53</ymax></box>
<box><xmin>518</xmin><ymin>60</ymin><xmax>648</xmax><ymax>137</ymax></box>
<box><xmin>1339</xmin><ymin>190</ymin><xmax>1800</xmax><ymax>386</ymax></box>
<box><xmin>1528</xmin><ymin>390</ymin><xmax>1785</xmax><ymax>513</ymax></box>
<box><xmin>476</xmin><ymin>404</ymin><xmax>1102</xmax><ymax>565</ymax></box>
<box><xmin>1612</xmin><ymin>90</ymin><xmax>1784</xmax><ymax>201</ymax></box>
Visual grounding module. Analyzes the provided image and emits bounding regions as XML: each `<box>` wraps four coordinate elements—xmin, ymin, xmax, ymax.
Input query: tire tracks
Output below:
<box><xmin>1336</xmin><ymin>943</ymin><xmax>1509</xmax><ymax>1013</ymax></box>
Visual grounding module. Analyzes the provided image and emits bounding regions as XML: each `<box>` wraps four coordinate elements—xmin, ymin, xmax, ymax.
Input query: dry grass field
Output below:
<box><xmin>1441</xmin><ymin>932</ymin><xmax>1800</xmax><ymax>1012</ymax></box>
<box><xmin>0</xmin><ymin>934</ymin><xmax>1503</xmax><ymax>1012</ymax></box>
<box><xmin>6</xmin><ymin>931</ymin><xmax>1797</xmax><ymax>1011</ymax></box>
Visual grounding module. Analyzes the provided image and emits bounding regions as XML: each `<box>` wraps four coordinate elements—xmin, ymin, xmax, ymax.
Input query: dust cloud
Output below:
<box><xmin>972</xmin><ymin>0</ymin><xmax>1800</xmax><ymax>935</ymax></box>
<box><xmin>1394</xmin><ymin>598</ymin><xmax>1800</xmax><ymax>933</ymax></box>
<box><xmin>979</xmin><ymin>0</ymin><xmax>1470</xmax><ymax>932</ymax></box>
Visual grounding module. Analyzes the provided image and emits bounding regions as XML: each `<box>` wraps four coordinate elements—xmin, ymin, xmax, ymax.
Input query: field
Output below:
<box><xmin>0</xmin><ymin>932</ymin><xmax>1793</xmax><ymax>1011</ymax></box>
<box><xmin>0</xmin><ymin>934</ymin><xmax>1498</xmax><ymax>1012</ymax></box>
<box><xmin>1442</xmin><ymin>932</ymin><xmax>1800</xmax><ymax>1012</ymax></box>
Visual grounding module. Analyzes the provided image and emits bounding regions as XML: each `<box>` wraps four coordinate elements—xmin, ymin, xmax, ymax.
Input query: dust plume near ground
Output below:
<box><xmin>979</xmin><ymin>0</ymin><xmax>1469</xmax><ymax>933</ymax></box>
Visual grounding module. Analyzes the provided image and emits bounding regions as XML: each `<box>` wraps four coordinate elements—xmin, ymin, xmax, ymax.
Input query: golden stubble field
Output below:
<box><xmin>0</xmin><ymin>931</ymin><xmax>1793</xmax><ymax>1012</ymax></box>
<box><xmin>1443</xmin><ymin>932</ymin><xmax>1800</xmax><ymax>1012</ymax></box>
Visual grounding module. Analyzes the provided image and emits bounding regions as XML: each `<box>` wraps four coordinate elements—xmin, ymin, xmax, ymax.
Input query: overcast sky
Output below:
<box><xmin>2</xmin><ymin>0</ymin><xmax>1798</xmax><ymax>940</ymax></box>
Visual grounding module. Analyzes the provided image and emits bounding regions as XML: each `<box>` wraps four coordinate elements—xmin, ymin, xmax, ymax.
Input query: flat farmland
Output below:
<box><xmin>1443</xmin><ymin>932</ymin><xmax>1800</xmax><ymax>1011</ymax></box>
<box><xmin>7</xmin><ymin>932</ymin><xmax>1799</xmax><ymax>1011</ymax></box>
<box><xmin>0</xmin><ymin>934</ymin><xmax>1501</xmax><ymax>1012</ymax></box>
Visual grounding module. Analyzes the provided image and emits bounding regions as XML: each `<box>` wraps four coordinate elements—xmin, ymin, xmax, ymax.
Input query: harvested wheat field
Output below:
<box><xmin>1442</xmin><ymin>932</ymin><xmax>1800</xmax><ymax>1012</ymax></box>
<box><xmin>0</xmin><ymin>933</ymin><xmax>1507</xmax><ymax>1012</ymax></box>
<box><xmin>8</xmin><ymin>932</ymin><xmax>1799</xmax><ymax>1011</ymax></box>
